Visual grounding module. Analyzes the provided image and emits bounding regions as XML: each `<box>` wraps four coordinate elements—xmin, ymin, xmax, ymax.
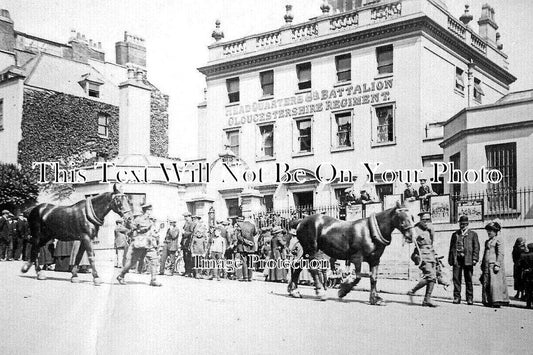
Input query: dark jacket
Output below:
<box><xmin>403</xmin><ymin>188</ymin><xmax>418</xmax><ymax>200</ymax></box>
<box><xmin>235</xmin><ymin>221</ymin><xmax>256</xmax><ymax>253</ymax></box>
<box><xmin>448</xmin><ymin>229</ymin><xmax>480</xmax><ymax>266</ymax></box>
<box><xmin>16</xmin><ymin>217</ymin><xmax>29</xmax><ymax>239</ymax></box>
<box><xmin>164</xmin><ymin>226</ymin><xmax>181</xmax><ymax>251</ymax></box>
<box><xmin>181</xmin><ymin>220</ymin><xmax>196</xmax><ymax>250</ymax></box>
<box><xmin>0</xmin><ymin>216</ymin><xmax>9</xmax><ymax>240</ymax></box>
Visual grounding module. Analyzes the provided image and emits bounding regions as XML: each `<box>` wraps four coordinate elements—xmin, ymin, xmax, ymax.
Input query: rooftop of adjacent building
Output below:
<box><xmin>0</xmin><ymin>8</ymin><xmax>154</xmax><ymax>103</ymax></box>
<box><xmin>440</xmin><ymin>88</ymin><xmax>533</xmax><ymax>148</ymax></box>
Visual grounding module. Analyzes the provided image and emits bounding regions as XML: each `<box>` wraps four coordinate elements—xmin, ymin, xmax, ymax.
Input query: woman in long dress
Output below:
<box><xmin>480</xmin><ymin>222</ymin><xmax>510</xmax><ymax>308</ymax></box>
<box><xmin>266</xmin><ymin>226</ymin><xmax>287</xmax><ymax>282</ymax></box>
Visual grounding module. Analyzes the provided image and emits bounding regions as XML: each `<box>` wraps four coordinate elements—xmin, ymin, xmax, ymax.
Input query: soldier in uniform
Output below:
<box><xmin>180</xmin><ymin>212</ymin><xmax>196</xmax><ymax>277</ymax></box>
<box><xmin>117</xmin><ymin>203</ymin><xmax>162</xmax><ymax>287</ymax></box>
<box><xmin>235</xmin><ymin>216</ymin><xmax>257</xmax><ymax>282</ymax></box>
<box><xmin>407</xmin><ymin>212</ymin><xmax>438</xmax><ymax>307</ymax></box>
<box><xmin>114</xmin><ymin>219</ymin><xmax>129</xmax><ymax>268</ymax></box>
<box><xmin>159</xmin><ymin>218</ymin><xmax>181</xmax><ymax>276</ymax></box>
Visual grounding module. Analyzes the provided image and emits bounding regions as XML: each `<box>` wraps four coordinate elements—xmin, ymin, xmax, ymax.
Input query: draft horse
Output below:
<box><xmin>288</xmin><ymin>203</ymin><xmax>414</xmax><ymax>304</ymax></box>
<box><xmin>21</xmin><ymin>184</ymin><xmax>132</xmax><ymax>285</ymax></box>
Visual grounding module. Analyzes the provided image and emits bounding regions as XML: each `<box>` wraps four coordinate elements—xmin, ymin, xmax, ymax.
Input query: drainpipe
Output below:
<box><xmin>467</xmin><ymin>59</ymin><xmax>475</xmax><ymax>108</ymax></box>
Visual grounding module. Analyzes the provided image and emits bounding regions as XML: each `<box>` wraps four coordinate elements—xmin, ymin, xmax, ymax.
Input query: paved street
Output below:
<box><xmin>1</xmin><ymin>255</ymin><xmax>532</xmax><ymax>355</ymax></box>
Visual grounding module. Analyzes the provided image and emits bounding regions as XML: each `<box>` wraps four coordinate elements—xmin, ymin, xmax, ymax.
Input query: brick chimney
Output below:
<box><xmin>65</xmin><ymin>30</ymin><xmax>105</xmax><ymax>63</ymax></box>
<box><xmin>478</xmin><ymin>3</ymin><xmax>498</xmax><ymax>44</ymax></box>
<box><xmin>115</xmin><ymin>31</ymin><xmax>146</xmax><ymax>68</ymax></box>
<box><xmin>118</xmin><ymin>64</ymin><xmax>152</xmax><ymax>155</ymax></box>
<box><xmin>0</xmin><ymin>9</ymin><xmax>15</xmax><ymax>52</ymax></box>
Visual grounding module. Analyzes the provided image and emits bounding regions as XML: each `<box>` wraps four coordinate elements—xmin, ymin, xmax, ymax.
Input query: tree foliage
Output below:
<box><xmin>0</xmin><ymin>163</ymin><xmax>39</xmax><ymax>211</ymax></box>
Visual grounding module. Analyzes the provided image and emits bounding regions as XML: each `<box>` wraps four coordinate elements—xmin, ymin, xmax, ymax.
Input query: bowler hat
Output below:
<box><xmin>485</xmin><ymin>221</ymin><xmax>501</xmax><ymax>232</ymax></box>
<box><xmin>272</xmin><ymin>226</ymin><xmax>284</xmax><ymax>235</ymax></box>
<box><xmin>458</xmin><ymin>215</ymin><xmax>469</xmax><ymax>223</ymax></box>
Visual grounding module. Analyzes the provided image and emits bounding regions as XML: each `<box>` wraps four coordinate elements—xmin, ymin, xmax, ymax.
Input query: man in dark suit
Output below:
<box><xmin>180</xmin><ymin>212</ymin><xmax>196</xmax><ymax>277</ymax></box>
<box><xmin>235</xmin><ymin>216</ymin><xmax>257</xmax><ymax>282</ymax></box>
<box><xmin>159</xmin><ymin>218</ymin><xmax>181</xmax><ymax>276</ymax></box>
<box><xmin>448</xmin><ymin>215</ymin><xmax>480</xmax><ymax>305</ymax></box>
<box><xmin>0</xmin><ymin>210</ymin><xmax>12</xmax><ymax>261</ymax></box>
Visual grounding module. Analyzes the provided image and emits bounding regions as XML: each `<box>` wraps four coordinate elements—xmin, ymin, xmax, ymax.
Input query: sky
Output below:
<box><xmin>3</xmin><ymin>0</ymin><xmax>533</xmax><ymax>160</ymax></box>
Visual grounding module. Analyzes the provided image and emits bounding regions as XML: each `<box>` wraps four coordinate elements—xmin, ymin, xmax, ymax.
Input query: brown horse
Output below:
<box><xmin>288</xmin><ymin>203</ymin><xmax>414</xmax><ymax>304</ymax></box>
<box><xmin>21</xmin><ymin>184</ymin><xmax>132</xmax><ymax>285</ymax></box>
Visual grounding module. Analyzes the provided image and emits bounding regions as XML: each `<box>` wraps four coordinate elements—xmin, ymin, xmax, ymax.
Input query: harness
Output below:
<box><xmin>368</xmin><ymin>213</ymin><xmax>391</xmax><ymax>246</ymax></box>
<box><xmin>85</xmin><ymin>197</ymin><xmax>104</xmax><ymax>227</ymax></box>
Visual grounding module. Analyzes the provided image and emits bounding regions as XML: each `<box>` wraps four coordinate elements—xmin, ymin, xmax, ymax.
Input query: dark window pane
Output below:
<box><xmin>377</xmin><ymin>45</ymin><xmax>393</xmax><ymax>74</ymax></box>
<box><xmin>297</xmin><ymin>62</ymin><xmax>311</xmax><ymax>90</ymax></box>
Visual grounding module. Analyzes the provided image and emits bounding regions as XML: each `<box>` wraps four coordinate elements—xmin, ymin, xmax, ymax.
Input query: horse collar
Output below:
<box><xmin>368</xmin><ymin>213</ymin><xmax>390</xmax><ymax>246</ymax></box>
<box><xmin>86</xmin><ymin>197</ymin><xmax>104</xmax><ymax>226</ymax></box>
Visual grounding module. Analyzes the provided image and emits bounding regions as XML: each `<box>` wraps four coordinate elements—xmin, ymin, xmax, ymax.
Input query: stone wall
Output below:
<box><xmin>149</xmin><ymin>88</ymin><xmax>169</xmax><ymax>157</ymax></box>
<box><xmin>18</xmin><ymin>88</ymin><xmax>119</xmax><ymax>172</ymax></box>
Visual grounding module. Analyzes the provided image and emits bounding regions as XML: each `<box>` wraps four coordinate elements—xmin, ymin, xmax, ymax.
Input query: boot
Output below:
<box><xmin>150</xmin><ymin>279</ymin><xmax>162</xmax><ymax>287</ymax></box>
<box><xmin>116</xmin><ymin>275</ymin><xmax>127</xmax><ymax>285</ymax></box>
<box><xmin>408</xmin><ymin>279</ymin><xmax>426</xmax><ymax>304</ymax></box>
<box><xmin>422</xmin><ymin>281</ymin><xmax>437</xmax><ymax>307</ymax></box>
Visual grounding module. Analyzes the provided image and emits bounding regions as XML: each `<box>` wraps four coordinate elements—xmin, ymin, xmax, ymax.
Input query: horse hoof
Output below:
<box><xmin>71</xmin><ymin>277</ymin><xmax>80</xmax><ymax>283</ymax></box>
<box><xmin>289</xmin><ymin>290</ymin><xmax>302</xmax><ymax>298</ymax></box>
<box><xmin>93</xmin><ymin>278</ymin><xmax>102</xmax><ymax>286</ymax></box>
<box><xmin>316</xmin><ymin>290</ymin><xmax>327</xmax><ymax>301</ymax></box>
<box><xmin>21</xmin><ymin>262</ymin><xmax>32</xmax><ymax>273</ymax></box>
<box><xmin>37</xmin><ymin>272</ymin><xmax>47</xmax><ymax>280</ymax></box>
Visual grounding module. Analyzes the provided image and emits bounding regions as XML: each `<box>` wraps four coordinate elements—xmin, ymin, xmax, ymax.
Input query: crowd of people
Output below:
<box><xmin>4</xmin><ymin>203</ymin><xmax>533</xmax><ymax>308</ymax></box>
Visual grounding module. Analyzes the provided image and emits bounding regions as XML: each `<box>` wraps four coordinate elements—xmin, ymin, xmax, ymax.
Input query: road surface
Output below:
<box><xmin>1</xmin><ymin>257</ymin><xmax>532</xmax><ymax>355</ymax></box>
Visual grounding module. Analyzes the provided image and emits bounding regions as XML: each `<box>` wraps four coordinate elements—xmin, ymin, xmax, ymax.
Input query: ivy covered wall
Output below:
<box><xmin>150</xmin><ymin>88</ymin><xmax>169</xmax><ymax>158</ymax></box>
<box><xmin>18</xmin><ymin>88</ymin><xmax>119</xmax><ymax>172</ymax></box>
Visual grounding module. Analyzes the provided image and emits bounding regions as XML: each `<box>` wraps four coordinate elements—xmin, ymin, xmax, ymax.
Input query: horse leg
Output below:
<box><xmin>21</xmin><ymin>237</ymin><xmax>37</xmax><ymax>274</ymax></box>
<box><xmin>287</xmin><ymin>266</ymin><xmax>303</xmax><ymax>298</ymax></box>
<box><xmin>34</xmin><ymin>239</ymin><xmax>48</xmax><ymax>280</ymax></box>
<box><xmin>70</xmin><ymin>241</ymin><xmax>86</xmax><ymax>283</ymax></box>
<box><xmin>308</xmin><ymin>258</ymin><xmax>327</xmax><ymax>301</ymax></box>
<box><xmin>338</xmin><ymin>255</ymin><xmax>362</xmax><ymax>299</ymax></box>
<box><xmin>369</xmin><ymin>264</ymin><xmax>384</xmax><ymax>305</ymax></box>
<box><xmin>81</xmin><ymin>235</ymin><xmax>101</xmax><ymax>286</ymax></box>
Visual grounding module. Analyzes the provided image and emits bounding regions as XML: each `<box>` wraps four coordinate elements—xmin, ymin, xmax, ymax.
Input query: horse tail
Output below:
<box><xmin>21</xmin><ymin>205</ymin><xmax>45</xmax><ymax>274</ymax></box>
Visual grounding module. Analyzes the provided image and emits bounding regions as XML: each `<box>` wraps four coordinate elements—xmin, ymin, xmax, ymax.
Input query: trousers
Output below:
<box><xmin>453</xmin><ymin>263</ymin><xmax>474</xmax><ymax>302</ymax></box>
<box><xmin>182</xmin><ymin>249</ymin><xmax>194</xmax><ymax>275</ymax></box>
<box><xmin>120</xmin><ymin>247</ymin><xmax>159</xmax><ymax>280</ymax></box>
<box><xmin>0</xmin><ymin>238</ymin><xmax>13</xmax><ymax>259</ymax></box>
<box><xmin>160</xmin><ymin>245</ymin><xmax>177</xmax><ymax>275</ymax></box>
<box><xmin>115</xmin><ymin>247</ymin><xmax>125</xmax><ymax>267</ymax></box>
<box><xmin>236</xmin><ymin>252</ymin><xmax>253</xmax><ymax>281</ymax></box>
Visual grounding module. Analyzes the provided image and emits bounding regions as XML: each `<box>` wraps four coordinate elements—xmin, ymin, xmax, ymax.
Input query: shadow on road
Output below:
<box><xmin>269</xmin><ymin>291</ymin><xmax>415</xmax><ymax>306</ymax></box>
<box><xmin>18</xmin><ymin>274</ymin><xmax>149</xmax><ymax>286</ymax></box>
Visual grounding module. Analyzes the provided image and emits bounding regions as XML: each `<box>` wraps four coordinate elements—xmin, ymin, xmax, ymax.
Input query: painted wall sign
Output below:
<box><xmin>225</xmin><ymin>78</ymin><xmax>393</xmax><ymax>126</ymax></box>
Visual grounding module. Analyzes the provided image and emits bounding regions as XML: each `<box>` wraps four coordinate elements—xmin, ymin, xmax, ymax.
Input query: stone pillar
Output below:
<box><xmin>240</xmin><ymin>189</ymin><xmax>263</xmax><ymax>218</ymax></box>
<box><xmin>118</xmin><ymin>66</ymin><xmax>152</xmax><ymax>155</ymax></box>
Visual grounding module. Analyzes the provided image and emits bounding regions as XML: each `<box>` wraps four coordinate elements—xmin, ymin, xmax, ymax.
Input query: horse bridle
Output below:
<box><xmin>395</xmin><ymin>208</ymin><xmax>414</xmax><ymax>236</ymax></box>
<box><xmin>111</xmin><ymin>193</ymin><xmax>132</xmax><ymax>217</ymax></box>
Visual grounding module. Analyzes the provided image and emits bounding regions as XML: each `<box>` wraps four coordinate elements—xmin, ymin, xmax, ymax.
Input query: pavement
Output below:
<box><xmin>1</xmin><ymin>252</ymin><xmax>533</xmax><ymax>355</ymax></box>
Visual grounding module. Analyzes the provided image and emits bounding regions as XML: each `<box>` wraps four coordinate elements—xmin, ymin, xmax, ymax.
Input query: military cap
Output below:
<box><xmin>485</xmin><ymin>221</ymin><xmax>501</xmax><ymax>232</ymax></box>
<box><xmin>458</xmin><ymin>215</ymin><xmax>469</xmax><ymax>223</ymax></box>
<box><xmin>141</xmin><ymin>203</ymin><xmax>153</xmax><ymax>210</ymax></box>
<box><xmin>182</xmin><ymin>211</ymin><xmax>191</xmax><ymax>217</ymax></box>
<box><xmin>272</xmin><ymin>226</ymin><xmax>284</xmax><ymax>235</ymax></box>
<box><xmin>192</xmin><ymin>215</ymin><xmax>201</xmax><ymax>219</ymax></box>
<box><xmin>222</xmin><ymin>220</ymin><xmax>230</xmax><ymax>226</ymax></box>
<box><xmin>236</xmin><ymin>216</ymin><xmax>244</xmax><ymax>222</ymax></box>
